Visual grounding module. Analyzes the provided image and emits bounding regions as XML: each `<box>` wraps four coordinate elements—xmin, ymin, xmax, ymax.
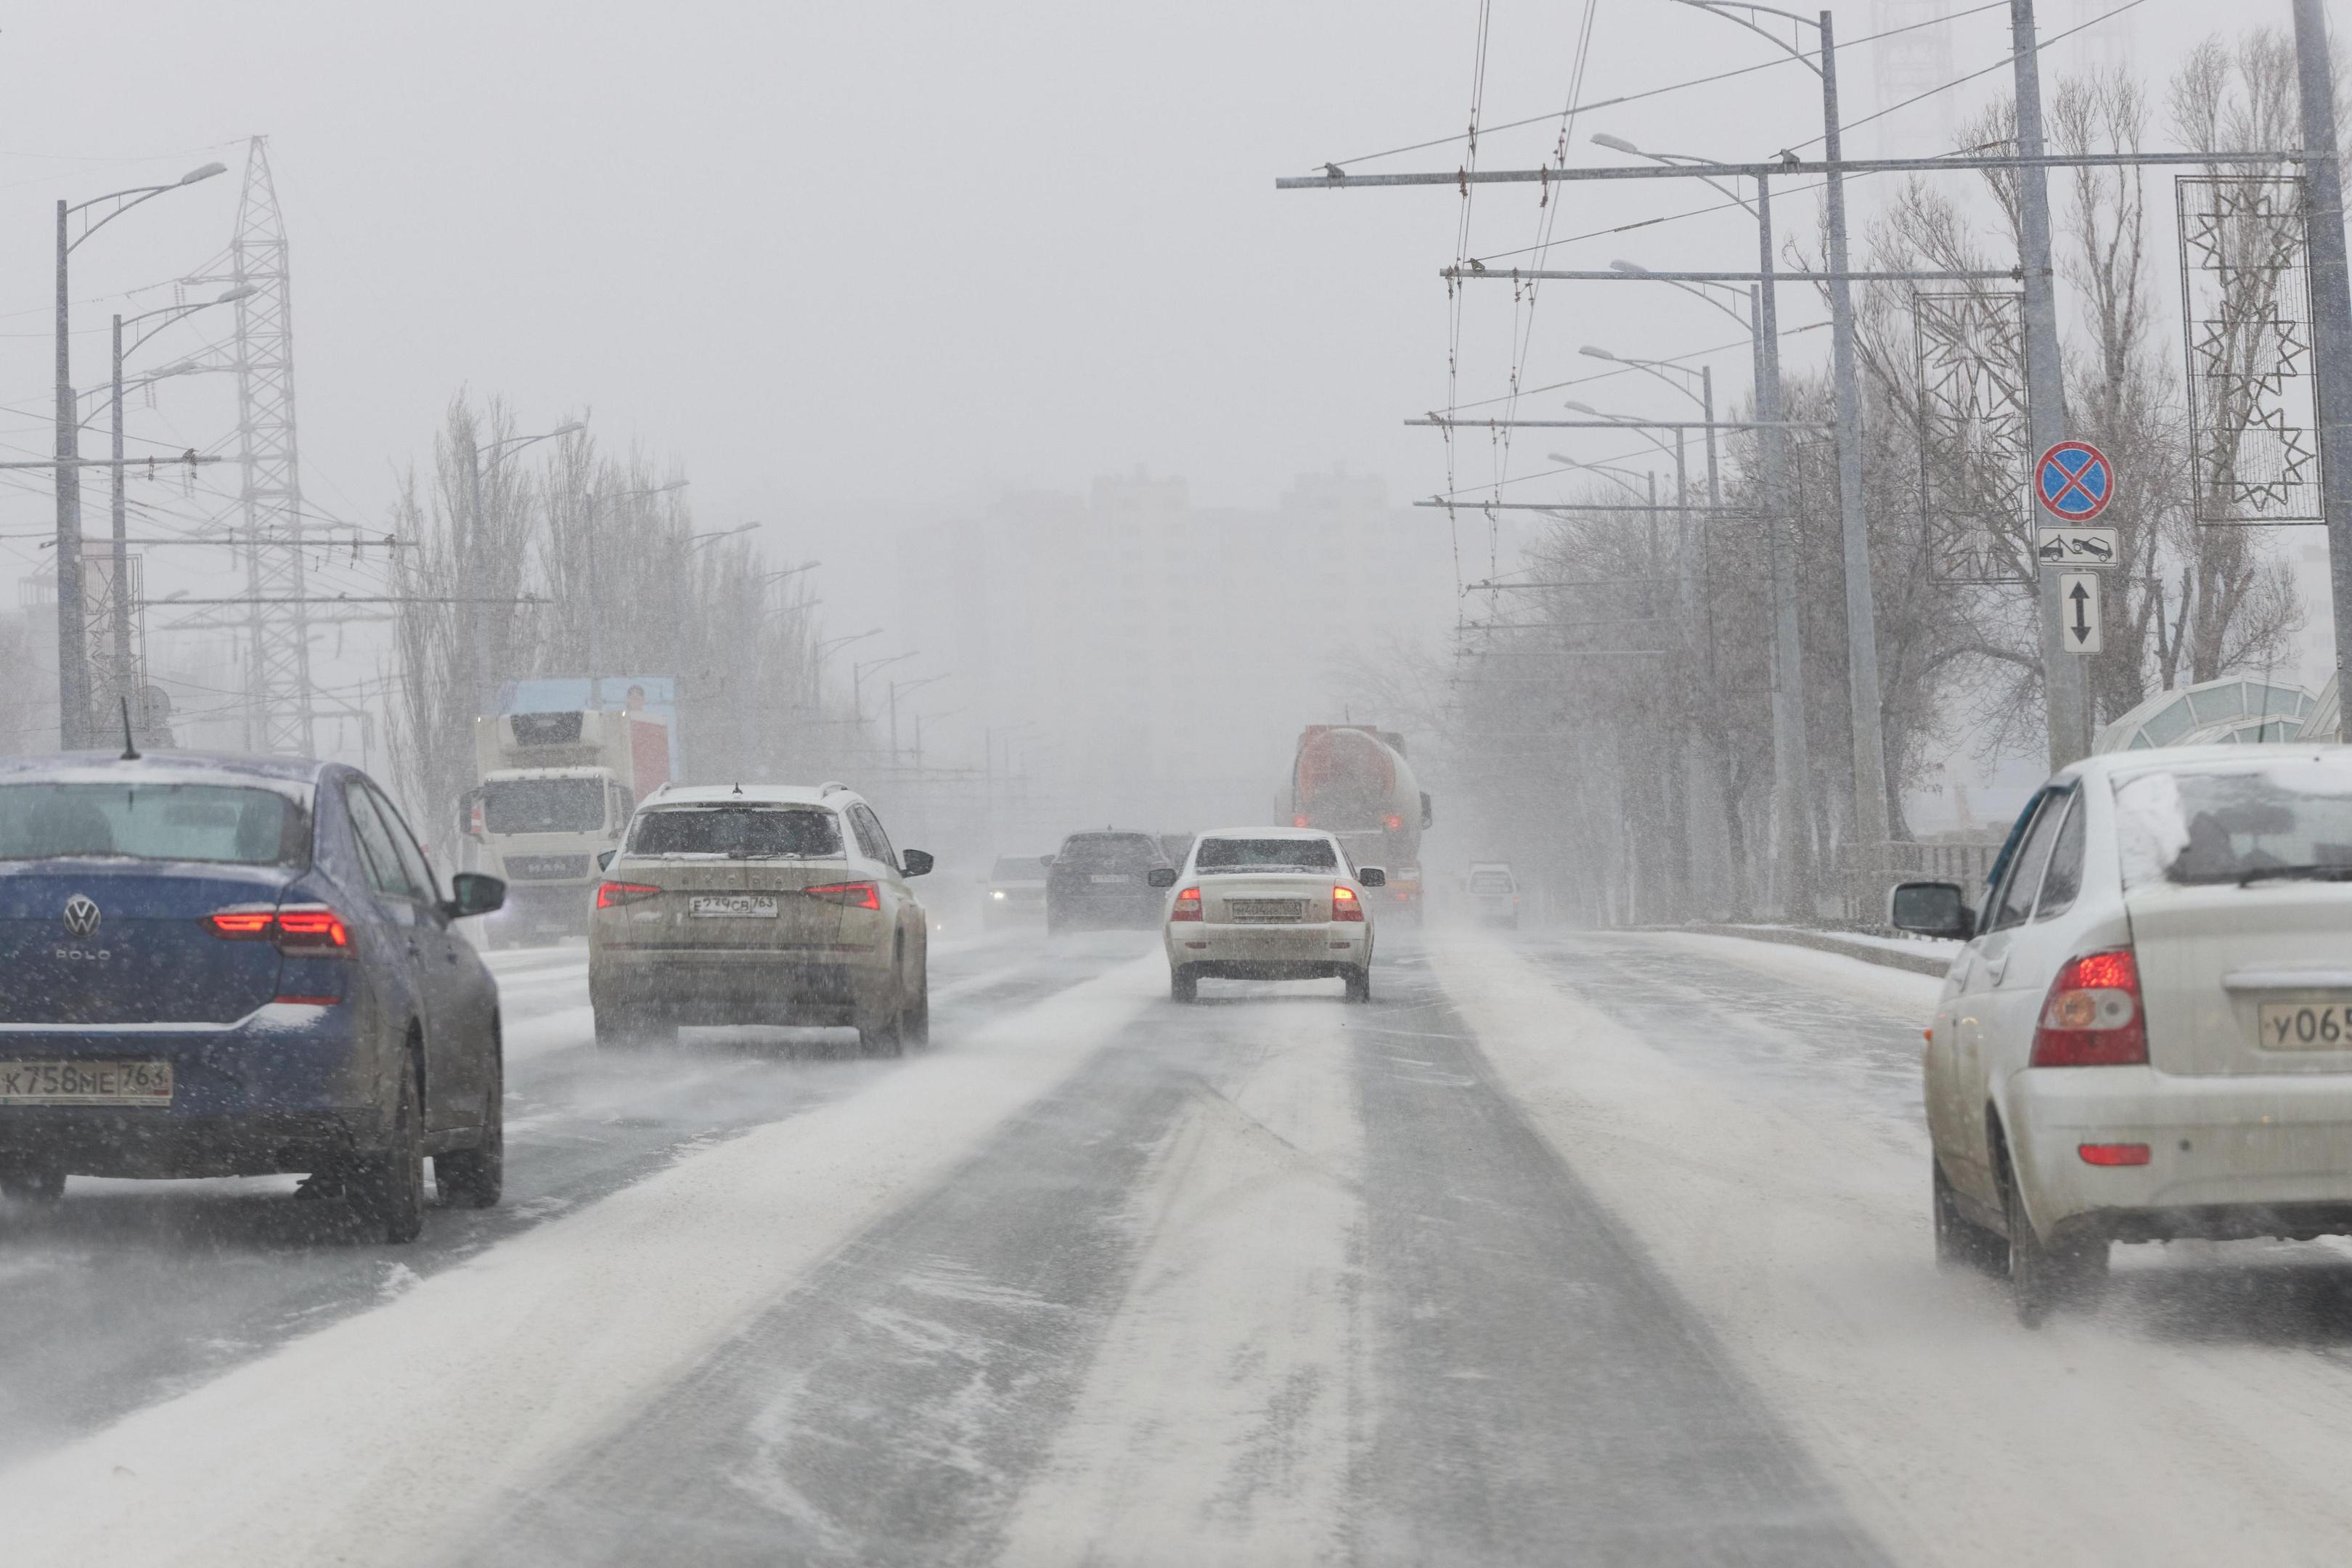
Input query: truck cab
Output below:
<box><xmin>474</xmin><ymin>767</ymin><xmax>634</xmax><ymax>944</ymax></box>
<box><xmin>465</xmin><ymin>709</ymin><xmax>671</xmax><ymax>947</ymax></box>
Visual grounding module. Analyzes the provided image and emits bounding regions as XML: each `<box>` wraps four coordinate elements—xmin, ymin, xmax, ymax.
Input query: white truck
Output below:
<box><xmin>465</xmin><ymin>709</ymin><xmax>673</xmax><ymax>944</ymax></box>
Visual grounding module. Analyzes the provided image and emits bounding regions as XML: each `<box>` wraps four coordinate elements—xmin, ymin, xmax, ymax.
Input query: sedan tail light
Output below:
<box><xmin>1331</xmin><ymin>886</ymin><xmax>1364</xmax><ymax>922</ymax></box>
<box><xmin>1171</xmin><ymin>886</ymin><xmax>1203</xmax><ymax>921</ymax></box>
<box><xmin>2032</xmin><ymin>947</ymin><xmax>2147</xmax><ymax>1066</ymax></box>
<box><xmin>595</xmin><ymin>881</ymin><xmax>662</xmax><ymax>910</ymax></box>
<box><xmin>206</xmin><ymin>904</ymin><xmax>351</xmax><ymax>954</ymax></box>
<box><xmin>805</xmin><ymin>881</ymin><xmax>881</xmax><ymax>910</ymax></box>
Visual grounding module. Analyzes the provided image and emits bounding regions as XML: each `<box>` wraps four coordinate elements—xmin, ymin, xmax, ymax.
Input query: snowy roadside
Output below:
<box><xmin>1430</xmin><ymin>933</ymin><xmax>2352</xmax><ymax>1567</ymax></box>
<box><xmin>0</xmin><ymin>957</ymin><xmax>1163</xmax><ymax>1568</ymax></box>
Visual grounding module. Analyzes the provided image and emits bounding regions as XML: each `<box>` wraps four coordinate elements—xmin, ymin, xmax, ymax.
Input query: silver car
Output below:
<box><xmin>1158</xmin><ymin>827</ymin><xmax>1382</xmax><ymax>1004</ymax></box>
<box><xmin>589</xmin><ymin>783</ymin><xmax>931</xmax><ymax>1056</ymax></box>
<box><xmin>1895</xmin><ymin>745</ymin><xmax>2352</xmax><ymax>1323</ymax></box>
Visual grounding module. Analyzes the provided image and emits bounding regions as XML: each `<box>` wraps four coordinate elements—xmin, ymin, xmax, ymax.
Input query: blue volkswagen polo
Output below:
<box><xmin>0</xmin><ymin>751</ymin><xmax>507</xmax><ymax>1241</ymax></box>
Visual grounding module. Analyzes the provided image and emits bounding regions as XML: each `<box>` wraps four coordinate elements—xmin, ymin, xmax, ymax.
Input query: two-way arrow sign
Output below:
<box><xmin>2059</xmin><ymin>571</ymin><xmax>2103</xmax><ymax>654</ymax></box>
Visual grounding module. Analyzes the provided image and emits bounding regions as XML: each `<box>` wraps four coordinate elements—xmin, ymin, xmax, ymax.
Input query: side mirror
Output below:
<box><xmin>1419</xmin><ymin>792</ymin><xmax>1434</xmax><ymax>830</ymax></box>
<box><xmin>597</xmin><ymin>849</ymin><xmax>616</xmax><ymax>872</ymax></box>
<box><xmin>900</xmin><ymin>849</ymin><xmax>934</xmax><ymax>878</ymax></box>
<box><xmin>1038</xmin><ymin>854</ymin><xmax>1056</xmax><ymax>869</ymax></box>
<box><xmin>1889</xmin><ymin>881</ymin><xmax>1973</xmax><ymax>941</ymax></box>
<box><xmin>444</xmin><ymin>873</ymin><xmax>506</xmax><ymax>920</ymax></box>
<box><xmin>1146</xmin><ymin>867</ymin><xmax>1177</xmax><ymax>888</ymax></box>
<box><xmin>1358</xmin><ymin>866</ymin><xmax>1388</xmax><ymax>889</ymax></box>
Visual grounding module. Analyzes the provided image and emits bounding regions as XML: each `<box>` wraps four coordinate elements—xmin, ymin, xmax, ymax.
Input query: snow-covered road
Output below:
<box><xmin>9</xmin><ymin>926</ymin><xmax>2352</xmax><ymax>1564</ymax></box>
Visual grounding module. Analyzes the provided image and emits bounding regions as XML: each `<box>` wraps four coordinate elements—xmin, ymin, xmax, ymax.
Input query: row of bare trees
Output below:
<box><xmin>386</xmin><ymin>393</ymin><xmax>858</xmax><ymax>857</ymax></box>
<box><xmin>1424</xmin><ymin>30</ymin><xmax>2314</xmax><ymax>926</ymax></box>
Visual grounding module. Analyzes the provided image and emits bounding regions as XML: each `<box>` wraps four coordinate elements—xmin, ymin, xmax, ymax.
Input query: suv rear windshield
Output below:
<box><xmin>2119</xmin><ymin>761</ymin><xmax>2352</xmax><ymax>887</ymax></box>
<box><xmin>0</xmin><ymin>782</ymin><xmax>309</xmax><ymax>866</ymax></box>
<box><xmin>1056</xmin><ymin>835</ymin><xmax>1161</xmax><ymax>871</ymax></box>
<box><xmin>485</xmin><ymin>778</ymin><xmax>606</xmax><ymax>834</ymax></box>
<box><xmin>1195</xmin><ymin>837</ymin><xmax>1339</xmax><ymax>874</ymax></box>
<box><xmin>631</xmin><ymin>806</ymin><xmax>844</xmax><ymax>859</ymax></box>
<box><xmin>990</xmin><ymin>855</ymin><xmax>1048</xmax><ymax>879</ymax></box>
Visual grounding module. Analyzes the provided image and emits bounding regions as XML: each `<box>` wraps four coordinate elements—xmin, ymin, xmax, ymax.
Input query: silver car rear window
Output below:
<box><xmin>1196</xmin><ymin>838</ymin><xmax>1338</xmax><ymax>874</ymax></box>
<box><xmin>629</xmin><ymin>807</ymin><xmax>843</xmax><ymax>859</ymax></box>
<box><xmin>2117</xmin><ymin>760</ymin><xmax>2352</xmax><ymax>887</ymax></box>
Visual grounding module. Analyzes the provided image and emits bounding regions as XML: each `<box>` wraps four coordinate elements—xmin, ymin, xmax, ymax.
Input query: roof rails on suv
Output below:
<box><xmin>818</xmin><ymin>781</ymin><xmax>853</xmax><ymax>796</ymax></box>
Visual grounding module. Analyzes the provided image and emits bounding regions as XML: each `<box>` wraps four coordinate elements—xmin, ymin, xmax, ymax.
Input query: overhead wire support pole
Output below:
<box><xmin>2292</xmin><ymin>0</ymin><xmax>2352</xmax><ymax>710</ymax></box>
<box><xmin>2011</xmin><ymin>0</ymin><xmax>2087</xmax><ymax>770</ymax></box>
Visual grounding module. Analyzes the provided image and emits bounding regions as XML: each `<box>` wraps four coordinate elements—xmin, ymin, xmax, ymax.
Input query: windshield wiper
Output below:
<box><xmin>2237</xmin><ymin>864</ymin><xmax>2352</xmax><ymax>887</ymax></box>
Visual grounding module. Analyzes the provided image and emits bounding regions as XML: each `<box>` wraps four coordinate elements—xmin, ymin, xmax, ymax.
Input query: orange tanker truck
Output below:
<box><xmin>1281</xmin><ymin>724</ymin><xmax>1432</xmax><ymax>921</ymax></box>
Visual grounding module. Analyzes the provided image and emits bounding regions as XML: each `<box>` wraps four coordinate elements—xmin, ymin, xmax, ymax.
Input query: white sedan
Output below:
<box><xmin>1894</xmin><ymin>744</ymin><xmax>2352</xmax><ymax>1324</ymax></box>
<box><xmin>1154</xmin><ymin>827</ymin><xmax>1381</xmax><ymax>1003</ymax></box>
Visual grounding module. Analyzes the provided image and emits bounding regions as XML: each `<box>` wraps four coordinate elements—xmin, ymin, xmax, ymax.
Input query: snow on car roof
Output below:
<box><xmin>642</xmin><ymin>783</ymin><xmax>849</xmax><ymax>807</ymax></box>
<box><xmin>0</xmin><ymin>750</ymin><xmax>327</xmax><ymax>801</ymax></box>
<box><xmin>1196</xmin><ymin>825</ymin><xmax>1339</xmax><ymax>841</ymax></box>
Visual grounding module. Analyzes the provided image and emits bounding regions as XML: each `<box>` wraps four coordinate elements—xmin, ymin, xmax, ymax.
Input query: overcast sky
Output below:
<box><xmin>0</xmin><ymin>0</ymin><xmax>2298</xmax><ymax>592</ymax></box>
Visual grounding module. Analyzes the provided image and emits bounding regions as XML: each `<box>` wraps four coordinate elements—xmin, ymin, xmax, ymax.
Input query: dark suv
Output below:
<box><xmin>1044</xmin><ymin>831</ymin><xmax>1170</xmax><ymax>933</ymax></box>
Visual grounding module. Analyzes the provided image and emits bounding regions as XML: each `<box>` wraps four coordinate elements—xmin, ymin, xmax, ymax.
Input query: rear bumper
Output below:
<box><xmin>1167</xmin><ymin>922</ymin><xmax>1370</xmax><ymax>979</ymax></box>
<box><xmin>2007</xmin><ymin>1065</ymin><xmax>2352</xmax><ymax>1241</ymax></box>
<box><xmin>591</xmin><ymin>946</ymin><xmax>890</xmax><ymax>1027</ymax></box>
<box><xmin>0</xmin><ymin>1002</ymin><xmax>389</xmax><ymax>1178</ymax></box>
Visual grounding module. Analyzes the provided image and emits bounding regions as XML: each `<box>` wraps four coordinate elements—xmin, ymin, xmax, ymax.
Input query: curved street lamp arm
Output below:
<box><xmin>1667</xmin><ymin>0</ymin><xmax>1821</xmax><ymax>75</ymax></box>
<box><xmin>1654</xmin><ymin>274</ymin><xmax>1755</xmax><ymax>330</ymax></box>
<box><xmin>1615</xmin><ymin>357</ymin><xmax>1711</xmax><ymax>414</ymax></box>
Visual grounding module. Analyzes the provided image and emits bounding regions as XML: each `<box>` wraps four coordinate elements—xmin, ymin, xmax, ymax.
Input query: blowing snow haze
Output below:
<box><xmin>16</xmin><ymin>3</ymin><xmax>2352</xmax><ymax>1565</ymax></box>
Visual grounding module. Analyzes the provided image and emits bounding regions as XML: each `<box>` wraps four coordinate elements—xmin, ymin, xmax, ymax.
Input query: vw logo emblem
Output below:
<box><xmin>61</xmin><ymin>894</ymin><xmax>101</xmax><ymax>937</ymax></box>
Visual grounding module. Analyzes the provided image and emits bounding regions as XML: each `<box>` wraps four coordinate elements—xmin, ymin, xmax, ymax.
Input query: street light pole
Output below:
<box><xmin>2293</xmin><ymin>0</ymin><xmax>2352</xmax><ymax>705</ymax></box>
<box><xmin>52</xmin><ymin>162</ymin><xmax>227</xmax><ymax>748</ymax></box>
<box><xmin>55</xmin><ymin>200</ymin><xmax>81</xmax><ymax>748</ymax></box>
<box><xmin>1597</xmin><ymin>143</ymin><xmax>1813</xmax><ymax>911</ymax></box>
<box><xmin>1815</xmin><ymin>9</ymin><xmax>1893</xmax><ymax>892</ymax></box>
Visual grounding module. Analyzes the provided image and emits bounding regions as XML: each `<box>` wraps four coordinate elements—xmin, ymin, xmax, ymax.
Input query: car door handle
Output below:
<box><xmin>1984</xmin><ymin>952</ymin><xmax>2009</xmax><ymax>985</ymax></box>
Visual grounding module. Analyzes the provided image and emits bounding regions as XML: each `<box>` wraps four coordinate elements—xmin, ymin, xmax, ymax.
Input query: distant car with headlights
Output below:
<box><xmin>0</xmin><ymin>752</ymin><xmax>508</xmax><ymax>1243</ymax></box>
<box><xmin>1157</xmin><ymin>827</ymin><xmax>1381</xmax><ymax>1003</ymax></box>
<box><xmin>1043</xmin><ymin>830</ymin><xmax>1170</xmax><ymax>933</ymax></box>
<box><xmin>1896</xmin><ymin>745</ymin><xmax>2352</xmax><ymax>1324</ymax></box>
<box><xmin>981</xmin><ymin>854</ymin><xmax>1050</xmax><ymax>928</ymax></box>
<box><xmin>589</xmin><ymin>783</ymin><xmax>931</xmax><ymax>1055</ymax></box>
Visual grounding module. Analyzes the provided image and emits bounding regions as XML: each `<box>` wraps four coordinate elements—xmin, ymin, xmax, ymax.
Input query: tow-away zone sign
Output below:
<box><xmin>2059</xmin><ymin>571</ymin><xmax>2103</xmax><ymax>655</ymax></box>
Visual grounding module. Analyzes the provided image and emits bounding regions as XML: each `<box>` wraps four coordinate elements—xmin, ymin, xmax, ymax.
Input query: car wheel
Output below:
<box><xmin>350</xmin><ymin>1051</ymin><xmax>426</xmax><ymax>1244</ymax></box>
<box><xmin>1999</xmin><ymin>1141</ymin><xmax>2103</xmax><ymax>1326</ymax></box>
<box><xmin>1344</xmin><ymin>967</ymin><xmax>1372</xmax><ymax>1004</ymax></box>
<box><xmin>1170</xmin><ymin>965</ymin><xmax>1199</xmax><ymax>1003</ymax></box>
<box><xmin>859</xmin><ymin>967</ymin><xmax>907</xmax><ymax>1058</ymax></box>
<box><xmin>1932</xmin><ymin>1159</ymin><xmax>2000</xmax><ymax>1275</ymax></box>
<box><xmin>906</xmin><ymin>958</ymin><xmax>931</xmax><ymax>1048</ymax></box>
<box><xmin>436</xmin><ymin>1038</ymin><xmax>505</xmax><ymax>1209</ymax></box>
<box><xmin>0</xmin><ymin>1161</ymin><xmax>66</xmax><ymax>1203</ymax></box>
